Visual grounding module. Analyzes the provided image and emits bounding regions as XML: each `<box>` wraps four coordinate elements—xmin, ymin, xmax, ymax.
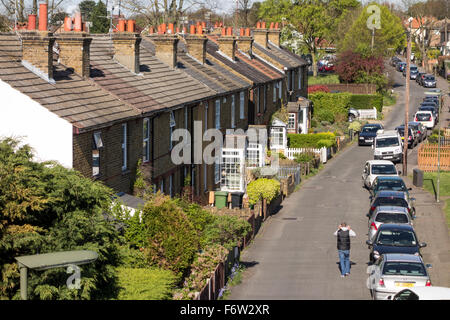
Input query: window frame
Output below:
<box><xmin>215</xmin><ymin>99</ymin><xmax>221</xmax><ymax>129</ymax></box>
<box><xmin>239</xmin><ymin>91</ymin><xmax>245</xmax><ymax>119</ymax></box>
<box><xmin>121</xmin><ymin>123</ymin><xmax>127</xmax><ymax>171</ymax></box>
<box><xmin>143</xmin><ymin>118</ymin><xmax>150</xmax><ymax>162</ymax></box>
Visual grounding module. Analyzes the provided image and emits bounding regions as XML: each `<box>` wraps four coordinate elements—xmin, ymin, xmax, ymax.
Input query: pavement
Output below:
<box><xmin>227</xmin><ymin>62</ymin><xmax>450</xmax><ymax>300</ymax></box>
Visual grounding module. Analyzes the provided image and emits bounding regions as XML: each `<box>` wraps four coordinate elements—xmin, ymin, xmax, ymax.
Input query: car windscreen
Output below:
<box><xmin>371</xmin><ymin>165</ymin><xmax>397</xmax><ymax>175</ymax></box>
<box><xmin>375</xmin><ymin>212</ymin><xmax>409</xmax><ymax>224</ymax></box>
<box><xmin>410</xmin><ymin>67</ymin><xmax>418</xmax><ymax>71</ymax></box>
<box><xmin>416</xmin><ymin>113</ymin><xmax>431</xmax><ymax>121</ymax></box>
<box><xmin>374</xmin><ymin>197</ymin><xmax>408</xmax><ymax>208</ymax></box>
<box><xmin>376</xmin><ymin>180</ymin><xmax>406</xmax><ymax>192</ymax></box>
<box><xmin>376</xmin><ymin>229</ymin><xmax>417</xmax><ymax>246</ymax></box>
<box><xmin>382</xmin><ymin>262</ymin><xmax>426</xmax><ymax>276</ymax></box>
<box><xmin>424</xmin><ymin>76</ymin><xmax>435</xmax><ymax>80</ymax></box>
<box><xmin>362</xmin><ymin>126</ymin><xmax>380</xmax><ymax>133</ymax></box>
<box><xmin>376</xmin><ymin>137</ymin><xmax>399</xmax><ymax>148</ymax></box>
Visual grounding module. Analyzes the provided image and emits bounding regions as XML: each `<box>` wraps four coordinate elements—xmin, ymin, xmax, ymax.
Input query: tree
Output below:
<box><xmin>79</xmin><ymin>0</ymin><xmax>96</xmax><ymax>21</ymax></box>
<box><xmin>0</xmin><ymin>138</ymin><xmax>122</xmax><ymax>300</ymax></box>
<box><xmin>341</xmin><ymin>3</ymin><xmax>406</xmax><ymax>57</ymax></box>
<box><xmin>90</xmin><ymin>0</ymin><xmax>109</xmax><ymax>33</ymax></box>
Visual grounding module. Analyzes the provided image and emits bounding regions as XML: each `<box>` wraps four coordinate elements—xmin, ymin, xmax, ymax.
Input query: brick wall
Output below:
<box><xmin>73</xmin><ymin>118</ymin><xmax>142</xmax><ymax>194</ymax></box>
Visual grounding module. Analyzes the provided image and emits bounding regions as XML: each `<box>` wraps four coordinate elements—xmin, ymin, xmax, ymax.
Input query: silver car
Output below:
<box><xmin>366</xmin><ymin>253</ymin><xmax>432</xmax><ymax>300</ymax></box>
<box><xmin>368</xmin><ymin>206</ymin><xmax>413</xmax><ymax>241</ymax></box>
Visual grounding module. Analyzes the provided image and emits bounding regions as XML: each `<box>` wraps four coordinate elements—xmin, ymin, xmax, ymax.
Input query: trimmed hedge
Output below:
<box><xmin>117</xmin><ymin>267</ymin><xmax>177</xmax><ymax>300</ymax></box>
<box><xmin>349</xmin><ymin>94</ymin><xmax>383</xmax><ymax>112</ymax></box>
<box><xmin>287</xmin><ymin>132</ymin><xmax>336</xmax><ymax>148</ymax></box>
<box><xmin>309</xmin><ymin>92</ymin><xmax>383</xmax><ymax>123</ymax></box>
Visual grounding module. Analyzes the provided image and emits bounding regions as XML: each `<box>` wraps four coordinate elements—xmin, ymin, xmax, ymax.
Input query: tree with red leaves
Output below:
<box><xmin>335</xmin><ymin>50</ymin><xmax>384</xmax><ymax>84</ymax></box>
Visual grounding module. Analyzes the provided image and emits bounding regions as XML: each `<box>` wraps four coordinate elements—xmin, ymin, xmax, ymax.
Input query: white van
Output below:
<box><xmin>414</xmin><ymin>110</ymin><xmax>434</xmax><ymax>129</ymax></box>
<box><xmin>373</xmin><ymin>130</ymin><xmax>403</xmax><ymax>163</ymax></box>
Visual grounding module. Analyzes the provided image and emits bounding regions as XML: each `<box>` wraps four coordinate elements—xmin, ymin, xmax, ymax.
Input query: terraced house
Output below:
<box><xmin>0</xmin><ymin>6</ymin><xmax>309</xmax><ymax>203</ymax></box>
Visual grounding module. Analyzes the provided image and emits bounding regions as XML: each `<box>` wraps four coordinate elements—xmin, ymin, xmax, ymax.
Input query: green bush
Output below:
<box><xmin>117</xmin><ymin>267</ymin><xmax>177</xmax><ymax>300</ymax></box>
<box><xmin>317</xmin><ymin>139</ymin><xmax>334</xmax><ymax>148</ymax></box>
<box><xmin>288</xmin><ymin>132</ymin><xmax>336</xmax><ymax>148</ymax></box>
<box><xmin>129</xmin><ymin>195</ymin><xmax>200</xmax><ymax>276</ymax></box>
<box><xmin>294</xmin><ymin>153</ymin><xmax>315</xmax><ymax>163</ymax></box>
<box><xmin>315</xmin><ymin>108</ymin><xmax>335</xmax><ymax>123</ymax></box>
<box><xmin>348</xmin><ymin>121</ymin><xmax>362</xmax><ymax>132</ymax></box>
<box><xmin>202</xmin><ymin>215</ymin><xmax>252</xmax><ymax>251</ymax></box>
<box><xmin>247</xmin><ymin>178</ymin><xmax>281</xmax><ymax>206</ymax></box>
<box><xmin>309</xmin><ymin>92</ymin><xmax>352</xmax><ymax>122</ymax></box>
<box><xmin>349</xmin><ymin>94</ymin><xmax>383</xmax><ymax>113</ymax></box>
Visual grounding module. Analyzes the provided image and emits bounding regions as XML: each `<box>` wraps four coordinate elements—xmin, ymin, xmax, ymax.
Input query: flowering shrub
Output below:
<box><xmin>247</xmin><ymin>178</ymin><xmax>281</xmax><ymax>206</ymax></box>
<box><xmin>173</xmin><ymin>244</ymin><xmax>229</xmax><ymax>300</ymax></box>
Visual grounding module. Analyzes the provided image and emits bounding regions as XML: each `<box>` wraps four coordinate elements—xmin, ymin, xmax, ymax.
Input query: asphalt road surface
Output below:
<box><xmin>228</xmin><ymin>62</ymin><xmax>435</xmax><ymax>300</ymax></box>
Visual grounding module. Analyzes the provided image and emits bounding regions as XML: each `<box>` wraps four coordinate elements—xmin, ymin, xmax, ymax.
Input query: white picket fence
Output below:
<box><xmin>357</xmin><ymin>108</ymin><xmax>377</xmax><ymax>120</ymax></box>
<box><xmin>285</xmin><ymin>147</ymin><xmax>328</xmax><ymax>163</ymax></box>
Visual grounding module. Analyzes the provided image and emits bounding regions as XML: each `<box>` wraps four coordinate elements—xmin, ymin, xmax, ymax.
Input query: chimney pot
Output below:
<box><xmin>261</xmin><ymin>21</ymin><xmax>266</xmax><ymax>29</ymax></box>
<box><xmin>196</xmin><ymin>24</ymin><xmax>203</xmax><ymax>35</ymax></box>
<box><xmin>176</xmin><ymin>27</ymin><xmax>180</xmax><ymax>33</ymax></box>
<box><xmin>28</xmin><ymin>14</ymin><xmax>36</xmax><ymax>30</ymax></box>
<box><xmin>270</xmin><ymin>22</ymin><xmax>274</xmax><ymax>29</ymax></box>
<box><xmin>190</xmin><ymin>24</ymin><xmax>196</xmax><ymax>34</ymax></box>
<box><xmin>226</xmin><ymin>27</ymin><xmax>232</xmax><ymax>36</ymax></box>
<box><xmin>63</xmin><ymin>16</ymin><xmax>72</xmax><ymax>31</ymax></box>
<box><xmin>118</xmin><ymin>19</ymin><xmax>126</xmax><ymax>32</ymax></box>
<box><xmin>168</xmin><ymin>23</ymin><xmax>174</xmax><ymax>34</ymax></box>
<box><xmin>256</xmin><ymin>21</ymin><xmax>261</xmax><ymax>29</ymax></box>
<box><xmin>182</xmin><ymin>26</ymin><xmax>186</xmax><ymax>33</ymax></box>
<box><xmin>245</xmin><ymin>28</ymin><xmax>250</xmax><ymax>37</ymax></box>
<box><xmin>74</xmin><ymin>12</ymin><xmax>82</xmax><ymax>32</ymax></box>
<box><xmin>201</xmin><ymin>21</ymin><xmax>206</xmax><ymax>28</ymax></box>
<box><xmin>161</xmin><ymin>23</ymin><xmax>167</xmax><ymax>33</ymax></box>
<box><xmin>221</xmin><ymin>27</ymin><xmax>226</xmax><ymax>36</ymax></box>
<box><xmin>38</xmin><ymin>3</ymin><xmax>48</xmax><ymax>31</ymax></box>
<box><xmin>149</xmin><ymin>26</ymin><xmax>154</xmax><ymax>34</ymax></box>
<box><xmin>275</xmin><ymin>22</ymin><xmax>279</xmax><ymax>29</ymax></box>
<box><xmin>240</xmin><ymin>28</ymin><xmax>244</xmax><ymax>36</ymax></box>
<box><xmin>127</xmin><ymin>20</ymin><xmax>136</xmax><ymax>32</ymax></box>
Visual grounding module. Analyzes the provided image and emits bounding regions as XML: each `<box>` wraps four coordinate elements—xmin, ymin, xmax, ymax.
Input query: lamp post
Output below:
<box><xmin>403</xmin><ymin>18</ymin><xmax>413</xmax><ymax>176</ymax></box>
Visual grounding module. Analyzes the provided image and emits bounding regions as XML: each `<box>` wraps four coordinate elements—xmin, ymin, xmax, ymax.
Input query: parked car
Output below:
<box><xmin>414</xmin><ymin>111</ymin><xmax>435</xmax><ymax>129</ymax></box>
<box><xmin>409</xmin><ymin>66</ymin><xmax>419</xmax><ymax>79</ymax></box>
<box><xmin>417</xmin><ymin>73</ymin><xmax>427</xmax><ymax>86</ymax></box>
<box><xmin>367</xmin><ymin>190</ymin><xmax>415</xmax><ymax>219</ymax></box>
<box><xmin>423</xmin><ymin>75</ymin><xmax>436</xmax><ymax>88</ymax></box>
<box><xmin>418</xmin><ymin>105</ymin><xmax>438</xmax><ymax>123</ymax></box>
<box><xmin>358</xmin><ymin>123</ymin><xmax>384</xmax><ymax>146</ymax></box>
<box><xmin>348</xmin><ymin>108</ymin><xmax>359</xmax><ymax>122</ymax></box>
<box><xmin>395</xmin><ymin>125</ymin><xmax>417</xmax><ymax>148</ymax></box>
<box><xmin>396</xmin><ymin>62</ymin><xmax>406</xmax><ymax>72</ymax></box>
<box><xmin>402</xmin><ymin>65</ymin><xmax>417</xmax><ymax>77</ymax></box>
<box><xmin>370</xmin><ymin>176</ymin><xmax>411</xmax><ymax>198</ymax></box>
<box><xmin>423</xmin><ymin>96</ymin><xmax>439</xmax><ymax>105</ymax></box>
<box><xmin>386</xmin><ymin>286</ymin><xmax>450</xmax><ymax>300</ymax></box>
<box><xmin>416</xmin><ymin>72</ymin><xmax>425</xmax><ymax>84</ymax></box>
<box><xmin>408</xmin><ymin>121</ymin><xmax>427</xmax><ymax>143</ymax></box>
<box><xmin>390</xmin><ymin>57</ymin><xmax>401</xmax><ymax>67</ymax></box>
<box><xmin>366</xmin><ymin>224</ymin><xmax>426</xmax><ymax>263</ymax></box>
<box><xmin>362</xmin><ymin>160</ymin><xmax>399</xmax><ymax>189</ymax></box>
<box><xmin>368</xmin><ymin>206</ymin><xmax>413</xmax><ymax>241</ymax></box>
<box><xmin>366</xmin><ymin>253</ymin><xmax>431</xmax><ymax>300</ymax></box>
<box><xmin>373</xmin><ymin>130</ymin><xmax>403</xmax><ymax>163</ymax></box>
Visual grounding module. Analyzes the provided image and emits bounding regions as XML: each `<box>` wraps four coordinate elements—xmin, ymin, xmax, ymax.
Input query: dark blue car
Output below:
<box><xmin>366</xmin><ymin>224</ymin><xmax>427</xmax><ymax>263</ymax></box>
<box><xmin>358</xmin><ymin>123</ymin><xmax>384</xmax><ymax>146</ymax></box>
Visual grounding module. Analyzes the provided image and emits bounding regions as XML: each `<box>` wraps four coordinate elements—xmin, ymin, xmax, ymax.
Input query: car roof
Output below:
<box><xmin>376</xmin><ymin>190</ymin><xmax>406</xmax><ymax>197</ymax></box>
<box><xmin>376</xmin><ymin>130</ymin><xmax>399</xmax><ymax>137</ymax></box>
<box><xmin>375</xmin><ymin>206</ymin><xmax>409</xmax><ymax>213</ymax></box>
<box><xmin>378</xmin><ymin>223</ymin><xmax>414</xmax><ymax>231</ymax></box>
<box><xmin>383</xmin><ymin>253</ymin><xmax>422</xmax><ymax>263</ymax></box>
<box><xmin>362</xmin><ymin>123</ymin><xmax>382</xmax><ymax>127</ymax></box>
<box><xmin>399</xmin><ymin>287</ymin><xmax>450</xmax><ymax>299</ymax></box>
<box><xmin>367</xmin><ymin>160</ymin><xmax>395</xmax><ymax>165</ymax></box>
<box><xmin>375</xmin><ymin>176</ymin><xmax>404</xmax><ymax>181</ymax></box>
<box><xmin>415</xmin><ymin>110</ymin><xmax>433</xmax><ymax>114</ymax></box>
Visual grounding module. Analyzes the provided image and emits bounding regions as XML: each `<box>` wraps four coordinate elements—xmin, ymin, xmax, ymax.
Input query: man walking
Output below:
<box><xmin>334</xmin><ymin>222</ymin><xmax>356</xmax><ymax>278</ymax></box>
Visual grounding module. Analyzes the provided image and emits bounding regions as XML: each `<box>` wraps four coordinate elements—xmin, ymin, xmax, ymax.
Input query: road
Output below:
<box><xmin>227</xmin><ymin>62</ymin><xmax>443</xmax><ymax>300</ymax></box>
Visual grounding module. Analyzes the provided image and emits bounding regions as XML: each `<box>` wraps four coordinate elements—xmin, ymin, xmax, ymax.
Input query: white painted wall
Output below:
<box><xmin>0</xmin><ymin>79</ymin><xmax>73</xmax><ymax>168</ymax></box>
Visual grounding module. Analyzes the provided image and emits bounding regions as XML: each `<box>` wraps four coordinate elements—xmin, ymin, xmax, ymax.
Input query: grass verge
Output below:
<box><xmin>422</xmin><ymin>172</ymin><xmax>450</xmax><ymax>198</ymax></box>
<box><xmin>308</xmin><ymin>74</ymin><xmax>340</xmax><ymax>85</ymax></box>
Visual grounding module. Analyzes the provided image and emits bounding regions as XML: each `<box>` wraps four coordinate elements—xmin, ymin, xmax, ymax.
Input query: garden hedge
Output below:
<box><xmin>348</xmin><ymin>94</ymin><xmax>383</xmax><ymax>112</ymax></box>
<box><xmin>287</xmin><ymin>132</ymin><xmax>336</xmax><ymax>148</ymax></box>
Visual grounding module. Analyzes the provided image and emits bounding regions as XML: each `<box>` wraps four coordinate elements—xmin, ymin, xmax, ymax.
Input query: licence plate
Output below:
<box><xmin>395</xmin><ymin>282</ymin><xmax>414</xmax><ymax>287</ymax></box>
<box><xmin>366</xmin><ymin>139</ymin><xmax>373</xmax><ymax>142</ymax></box>
<box><xmin>384</xmin><ymin>156</ymin><xmax>393</xmax><ymax>159</ymax></box>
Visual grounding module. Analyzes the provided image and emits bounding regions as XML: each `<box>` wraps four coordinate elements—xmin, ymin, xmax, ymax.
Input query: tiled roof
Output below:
<box><xmin>206</xmin><ymin>34</ymin><xmax>284</xmax><ymax>84</ymax></box>
<box><xmin>141</xmin><ymin>36</ymin><xmax>250</xmax><ymax>95</ymax></box>
<box><xmin>0</xmin><ymin>33</ymin><xmax>140</xmax><ymax>132</ymax></box>
<box><xmin>89</xmin><ymin>35</ymin><xmax>216</xmax><ymax>114</ymax></box>
<box><xmin>253</xmin><ymin>41</ymin><xmax>307</xmax><ymax>70</ymax></box>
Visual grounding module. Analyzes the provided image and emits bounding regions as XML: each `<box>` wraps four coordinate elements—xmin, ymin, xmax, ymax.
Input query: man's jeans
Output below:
<box><xmin>338</xmin><ymin>250</ymin><xmax>351</xmax><ymax>275</ymax></box>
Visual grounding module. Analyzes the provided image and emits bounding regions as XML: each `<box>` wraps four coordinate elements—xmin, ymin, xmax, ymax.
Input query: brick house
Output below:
<box><xmin>0</xmin><ymin>19</ymin><xmax>142</xmax><ymax>194</ymax></box>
